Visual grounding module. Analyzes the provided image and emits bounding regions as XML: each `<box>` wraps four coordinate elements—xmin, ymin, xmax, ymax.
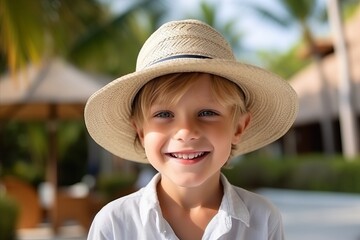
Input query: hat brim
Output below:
<box><xmin>85</xmin><ymin>58</ymin><xmax>298</xmax><ymax>163</ymax></box>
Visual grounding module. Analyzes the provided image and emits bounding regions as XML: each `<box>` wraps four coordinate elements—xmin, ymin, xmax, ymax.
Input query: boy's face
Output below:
<box><xmin>134</xmin><ymin>73</ymin><xmax>250</xmax><ymax>188</ymax></box>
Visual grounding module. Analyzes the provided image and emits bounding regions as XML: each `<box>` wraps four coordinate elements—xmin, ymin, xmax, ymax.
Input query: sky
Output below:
<box><xmin>108</xmin><ymin>0</ymin><xmax>330</xmax><ymax>60</ymax></box>
<box><xmin>167</xmin><ymin>0</ymin><xmax>300</xmax><ymax>52</ymax></box>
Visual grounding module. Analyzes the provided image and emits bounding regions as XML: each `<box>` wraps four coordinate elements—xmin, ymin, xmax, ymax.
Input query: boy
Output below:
<box><xmin>85</xmin><ymin>19</ymin><xmax>298</xmax><ymax>240</ymax></box>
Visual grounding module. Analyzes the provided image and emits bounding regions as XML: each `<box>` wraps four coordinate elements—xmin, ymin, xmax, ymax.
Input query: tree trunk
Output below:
<box><xmin>303</xmin><ymin>25</ymin><xmax>336</xmax><ymax>156</ymax></box>
<box><xmin>327</xmin><ymin>0</ymin><xmax>359</xmax><ymax>159</ymax></box>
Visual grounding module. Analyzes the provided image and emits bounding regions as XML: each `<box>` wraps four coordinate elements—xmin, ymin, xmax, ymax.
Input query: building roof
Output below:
<box><xmin>289</xmin><ymin>8</ymin><xmax>360</xmax><ymax>125</ymax></box>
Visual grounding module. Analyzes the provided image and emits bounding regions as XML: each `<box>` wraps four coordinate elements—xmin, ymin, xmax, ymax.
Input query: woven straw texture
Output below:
<box><xmin>85</xmin><ymin>19</ymin><xmax>298</xmax><ymax>163</ymax></box>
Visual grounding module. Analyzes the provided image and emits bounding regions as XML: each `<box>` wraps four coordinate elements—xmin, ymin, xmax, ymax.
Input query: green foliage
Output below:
<box><xmin>6</xmin><ymin>161</ymin><xmax>43</xmax><ymax>186</ymax></box>
<box><xmin>248</xmin><ymin>0</ymin><xmax>326</xmax><ymax>29</ymax></box>
<box><xmin>278</xmin><ymin>0</ymin><xmax>323</xmax><ymax>22</ymax></box>
<box><xmin>0</xmin><ymin>121</ymin><xmax>88</xmax><ymax>187</ymax></box>
<box><xmin>57</xmin><ymin>121</ymin><xmax>88</xmax><ymax>186</ymax></box>
<box><xmin>188</xmin><ymin>1</ymin><xmax>243</xmax><ymax>58</ymax></box>
<box><xmin>284</xmin><ymin>159</ymin><xmax>340</xmax><ymax>191</ymax></box>
<box><xmin>0</xmin><ymin>0</ymin><xmax>106</xmax><ymax>76</ymax></box>
<box><xmin>68</xmin><ymin>0</ymin><xmax>165</xmax><ymax>76</ymax></box>
<box><xmin>223</xmin><ymin>155</ymin><xmax>360</xmax><ymax>193</ymax></box>
<box><xmin>223</xmin><ymin>158</ymin><xmax>285</xmax><ymax>189</ymax></box>
<box><xmin>341</xmin><ymin>0</ymin><xmax>360</xmax><ymax>19</ymax></box>
<box><xmin>257</xmin><ymin>44</ymin><xmax>310</xmax><ymax>79</ymax></box>
<box><xmin>97</xmin><ymin>173</ymin><xmax>137</xmax><ymax>200</ymax></box>
<box><xmin>0</xmin><ymin>194</ymin><xmax>19</xmax><ymax>240</ymax></box>
<box><xmin>0</xmin><ymin>0</ymin><xmax>45</xmax><ymax>72</ymax></box>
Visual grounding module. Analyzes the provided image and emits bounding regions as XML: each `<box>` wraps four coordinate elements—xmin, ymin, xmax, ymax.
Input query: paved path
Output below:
<box><xmin>259</xmin><ymin>189</ymin><xmax>360</xmax><ymax>240</ymax></box>
<box><xmin>17</xmin><ymin>224</ymin><xmax>86</xmax><ymax>240</ymax></box>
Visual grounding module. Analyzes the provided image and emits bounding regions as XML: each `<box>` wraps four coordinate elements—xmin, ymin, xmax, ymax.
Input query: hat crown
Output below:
<box><xmin>136</xmin><ymin>19</ymin><xmax>236</xmax><ymax>70</ymax></box>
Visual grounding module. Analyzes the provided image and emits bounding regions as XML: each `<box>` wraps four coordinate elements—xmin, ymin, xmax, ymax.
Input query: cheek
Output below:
<box><xmin>143</xmin><ymin>132</ymin><xmax>168</xmax><ymax>170</ymax></box>
<box><xmin>211</xmin><ymin>124</ymin><xmax>234</xmax><ymax>140</ymax></box>
<box><xmin>143</xmin><ymin>131</ymin><xmax>167</xmax><ymax>153</ymax></box>
<box><xmin>211</xmin><ymin>126</ymin><xmax>236</xmax><ymax>151</ymax></box>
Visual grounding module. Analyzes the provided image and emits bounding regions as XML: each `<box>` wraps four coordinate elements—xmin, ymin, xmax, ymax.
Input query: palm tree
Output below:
<box><xmin>0</xmin><ymin>0</ymin><xmax>45</xmax><ymax>78</ymax></box>
<box><xmin>68</xmin><ymin>0</ymin><xmax>166</xmax><ymax>77</ymax></box>
<box><xmin>1</xmin><ymin>0</ymin><xmax>167</xmax><ymax>232</ymax></box>
<box><xmin>0</xmin><ymin>0</ymin><xmax>165</xmax><ymax>75</ymax></box>
<box><xmin>250</xmin><ymin>0</ymin><xmax>336</xmax><ymax>156</ymax></box>
<box><xmin>0</xmin><ymin>0</ymin><xmax>168</xmax><ymax>175</ymax></box>
<box><xmin>187</xmin><ymin>1</ymin><xmax>244</xmax><ymax>59</ymax></box>
<box><xmin>0</xmin><ymin>0</ymin><xmax>106</xmax><ymax>80</ymax></box>
<box><xmin>326</xmin><ymin>0</ymin><xmax>358</xmax><ymax>158</ymax></box>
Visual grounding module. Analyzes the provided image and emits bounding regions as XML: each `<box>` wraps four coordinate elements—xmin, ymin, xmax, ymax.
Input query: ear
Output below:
<box><xmin>132</xmin><ymin>121</ymin><xmax>145</xmax><ymax>146</ymax></box>
<box><xmin>232</xmin><ymin>112</ymin><xmax>251</xmax><ymax>145</ymax></box>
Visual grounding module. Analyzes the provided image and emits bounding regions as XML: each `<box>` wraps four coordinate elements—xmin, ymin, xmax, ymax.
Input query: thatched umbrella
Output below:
<box><xmin>0</xmin><ymin>58</ymin><xmax>107</xmax><ymax>232</ymax></box>
<box><xmin>0</xmin><ymin>58</ymin><xmax>108</xmax><ymax>120</ymax></box>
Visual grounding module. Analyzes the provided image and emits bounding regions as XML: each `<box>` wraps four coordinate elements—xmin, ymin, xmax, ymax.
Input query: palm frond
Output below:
<box><xmin>244</xmin><ymin>2</ymin><xmax>291</xmax><ymax>28</ymax></box>
<box><xmin>68</xmin><ymin>0</ymin><xmax>165</xmax><ymax>76</ymax></box>
<box><xmin>0</xmin><ymin>0</ymin><xmax>45</xmax><ymax>77</ymax></box>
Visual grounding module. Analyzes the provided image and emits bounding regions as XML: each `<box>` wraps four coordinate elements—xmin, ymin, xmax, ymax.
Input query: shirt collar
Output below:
<box><xmin>139</xmin><ymin>173</ymin><xmax>250</xmax><ymax>227</ymax></box>
<box><xmin>139</xmin><ymin>173</ymin><xmax>162</xmax><ymax>226</ymax></box>
<box><xmin>219</xmin><ymin>173</ymin><xmax>250</xmax><ymax>227</ymax></box>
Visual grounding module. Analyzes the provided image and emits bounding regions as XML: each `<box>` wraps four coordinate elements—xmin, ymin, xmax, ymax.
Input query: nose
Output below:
<box><xmin>173</xmin><ymin>118</ymin><xmax>200</xmax><ymax>142</ymax></box>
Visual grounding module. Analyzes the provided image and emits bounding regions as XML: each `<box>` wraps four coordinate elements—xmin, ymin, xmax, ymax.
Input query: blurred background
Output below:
<box><xmin>1</xmin><ymin>0</ymin><xmax>360</xmax><ymax>239</ymax></box>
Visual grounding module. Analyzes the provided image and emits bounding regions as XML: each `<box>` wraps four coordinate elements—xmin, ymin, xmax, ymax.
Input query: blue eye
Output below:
<box><xmin>199</xmin><ymin>110</ymin><xmax>218</xmax><ymax>117</ymax></box>
<box><xmin>154</xmin><ymin>111</ymin><xmax>173</xmax><ymax>118</ymax></box>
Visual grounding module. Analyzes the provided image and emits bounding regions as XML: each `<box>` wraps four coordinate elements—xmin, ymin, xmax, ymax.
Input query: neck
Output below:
<box><xmin>157</xmin><ymin>173</ymin><xmax>223</xmax><ymax>210</ymax></box>
<box><xmin>156</xmin><ymin>173</ymin><xmax>223</xmax><ymax>240</ymax></box>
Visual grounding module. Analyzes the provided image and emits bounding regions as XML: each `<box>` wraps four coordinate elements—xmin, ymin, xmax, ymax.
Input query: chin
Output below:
<box><xmin>169</xmin><ymin>172</ymin><xmax>214</xmax><ymax>188</ymax></box>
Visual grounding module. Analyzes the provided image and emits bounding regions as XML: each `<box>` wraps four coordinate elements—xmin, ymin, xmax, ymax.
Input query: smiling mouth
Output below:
<box><xmin>168</xmin><ymin>152</ymin><xmax>208</xmax><ymax>160</ymax></box>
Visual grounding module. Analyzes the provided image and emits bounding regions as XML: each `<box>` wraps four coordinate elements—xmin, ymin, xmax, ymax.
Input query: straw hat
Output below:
<box><xmin>85</xmin><ymin>19</ymin><xmax>298</xmax><ymax>163</ymax></box>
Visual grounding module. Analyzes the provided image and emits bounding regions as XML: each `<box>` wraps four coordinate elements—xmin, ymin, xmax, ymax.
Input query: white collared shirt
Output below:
<box><xmin>87</xmin><ymin>173</ymin><xmax>284</xmax><ymax>240</ymax></box>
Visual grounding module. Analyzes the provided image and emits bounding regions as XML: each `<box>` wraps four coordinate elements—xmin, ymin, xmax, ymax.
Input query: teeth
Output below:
<box><xmin>171</xmin><ymin>152</ymin><xmax>205</xmax><ymax>159</ymax></box>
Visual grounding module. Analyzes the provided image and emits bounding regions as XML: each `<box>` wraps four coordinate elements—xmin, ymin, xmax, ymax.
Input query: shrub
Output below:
<box><xmin>223</xmin><ymin>155</ymin><xmax>360</xmax><ymax>193</ymax></box>
<box><xmin>0</xmin><ymin>194</ymin><xmax>19</xmax><ymax>240</ymax></box>
<box><xmin>223</xmin><ymin>157</ymin><xmax>285</xmax><ymax>190</ymax></box>
<box><xmin>97</xmin><ymin>173</ymin><xmax>137</xmax><ymax>200</ymax></box>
